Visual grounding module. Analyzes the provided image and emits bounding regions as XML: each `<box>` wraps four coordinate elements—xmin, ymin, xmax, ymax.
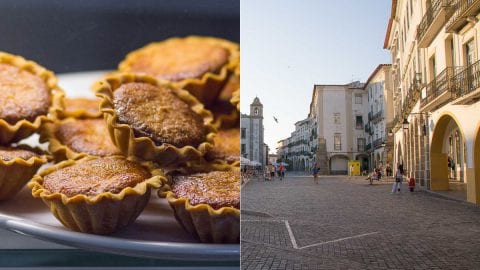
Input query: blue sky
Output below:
<box><xmin>240</xmin><ymin>0</ymin><xmax>391</xmax><ymax>152</ymax></box>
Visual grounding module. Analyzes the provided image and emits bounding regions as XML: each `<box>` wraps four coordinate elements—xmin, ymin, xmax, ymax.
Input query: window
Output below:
<box><xmin>333</xmin><ymin>113</ymin><xmax>341</xmax><ymax>124</ymax></box>
<box><xmin>465</xmin><ymin>39</ymin><xmax>476</xmax><ymax>66</ymax></box>
<box><xmin>334</xmin><ymin>133</ymin><xmax>341</xmax><ymax>150</ymax></box>
<box><xmin>355</xmin><ymin>93</ymin><xmax>362</xmax><ymax>104</ymax></box>
<box><xmin>429</xmin><ymin>54</ymin><xmax>436</xmax><ymax>81</ymax></box>
<box><xmin>241</xmin><ymin>144</ymin><xmax>246</xmax><ymax>155</ymax></box>
<box><xmin>355</xmin><ymin>115</ymin><xmax>363</xmax><ymax>129</ymax></box>
<box><xmin>357</xmin><ymin>138</ymin><xmax>365</xmax><ymax>152</ymax></box>
<box><xmin>241</xmin><ymin>128</ymin><xmax>246</xmax><ymax>139</ymax></box>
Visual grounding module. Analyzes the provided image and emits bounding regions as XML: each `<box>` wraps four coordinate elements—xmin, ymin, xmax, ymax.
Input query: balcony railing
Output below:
<box><xmin>371</xmin><ymin>110</ymin><xmax>384</xmax><ymax>123</ymax></box>
<box><xmin>365</xmin><ymin>124</ymin><xmax>374</xmax><ymax>135</ymax></box>
<box><xmin>365</xmin><ymin>143</ymin><xmax>372</xmax><ymax>151</ymax></box>
<box><xmin>452</xmin><ymin>59</ymin><xmax>480</xmax><ymax>100</ymax></box>
<box><xmin>373</xmin><ymin>138</ymin><xmax>384</xmax><ymax>148</ymax></box>
<box><xmin>420</xmin><ymin>66</ymin><xmax>463</xmax><ymax>108</ymax></box>
<box><xmin>446</xmin><ymin>0</ymin><xmax>480</xmax><ymax>32</ymax></box>
<box><xmin>401</xmin><ymin>81</ymin><xmax>423</xmax><ymax>119</ymax></box>
<box><xmin>417</xmin><ymin>0</ymin><xmax>454</xmax><ymax>47</ymax></box>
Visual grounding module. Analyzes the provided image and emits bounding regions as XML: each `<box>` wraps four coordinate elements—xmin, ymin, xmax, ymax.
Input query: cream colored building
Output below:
<box><xmin>310</xmin><ymin>82</ymin><xmax>369</xmax><ymax>174</ymax></box>
<box><xmin>385</xmin><ymin>0</ymin><xmax>480</xmax><ymax>204</ymax></box>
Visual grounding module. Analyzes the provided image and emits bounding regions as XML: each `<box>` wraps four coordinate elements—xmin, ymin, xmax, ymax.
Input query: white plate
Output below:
<box><xmin>0</xmin><ymin>71</ymin><xmax>239</xmax><ymax>261</ymax></box>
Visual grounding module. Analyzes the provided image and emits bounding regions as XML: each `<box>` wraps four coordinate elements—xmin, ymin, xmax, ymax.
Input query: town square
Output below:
<box><xmin>241</xmin><ymin>0</ymin><xmax>480</xmax><ymax>268</ymax></box>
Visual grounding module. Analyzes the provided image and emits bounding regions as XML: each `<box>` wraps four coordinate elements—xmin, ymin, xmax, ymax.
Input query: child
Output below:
<box><xmin>408</xmin><ymin>175</ymin><xmax>415</xmax><ymax>192</ymax></box>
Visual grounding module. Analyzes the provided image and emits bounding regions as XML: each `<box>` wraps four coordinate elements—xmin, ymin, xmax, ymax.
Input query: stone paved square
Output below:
<box><xmin>241</xmin><ymin>175</ymin><xmax>480</xmax><ymax>269</ymax></box>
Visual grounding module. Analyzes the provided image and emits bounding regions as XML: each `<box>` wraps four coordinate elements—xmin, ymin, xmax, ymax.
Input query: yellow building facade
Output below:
<box><xmin>385</xmin><ymin>0</ymin><xmax>480</xmax><ymax>204</ymax></box>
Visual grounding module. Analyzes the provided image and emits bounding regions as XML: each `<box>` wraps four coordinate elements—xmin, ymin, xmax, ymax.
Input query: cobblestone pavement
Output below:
<box><xmin>241</xmin><ymin>174</ymin><xmax>480</xmax><ymax>269</ymax></box>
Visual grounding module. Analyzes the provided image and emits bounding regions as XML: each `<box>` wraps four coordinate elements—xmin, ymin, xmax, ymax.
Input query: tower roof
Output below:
<box><xmin>251</xmin><ymin>96</ymin><xmax>262</xmax><ymax>106</ymax></box>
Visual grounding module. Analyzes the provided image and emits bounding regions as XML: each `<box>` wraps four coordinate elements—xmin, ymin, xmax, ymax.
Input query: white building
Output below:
<box><xmin>310</xmin><ymin>82</ymin><xmax>369</xmax><ymax>174</ymax></box>
<box><xmin>283</xmin><ymin>117</ymin><xmax>316</xmax><ymax>171</ymax></box>
<box><xmin>384</xmin><ymin>0</ymin><xmax>480</xmax><ymax>204</ymax></box>
<box><xmin>240</xmin><ymin>97</ymin><xmax>265</xmax><ymax>167</ymax></box>
<box><xmin>364</xmin><ymin>64</ymin><xmax>394</xmax><ymax>171</ymax></box>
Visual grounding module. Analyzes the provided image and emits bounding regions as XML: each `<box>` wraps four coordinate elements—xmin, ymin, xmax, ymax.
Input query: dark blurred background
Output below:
<box><xmin>0</xmin><ymin>0</ymin><xmax>239</xmax><ymax>73</ymax></box>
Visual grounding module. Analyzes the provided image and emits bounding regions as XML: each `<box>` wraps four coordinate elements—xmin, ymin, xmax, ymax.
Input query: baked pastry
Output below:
<box><xmin>0</xmin><ymin>145</ymin><xmax>49</xmax><ymax>200</ymax></box>
<box><xmin>118</xmin><ymin>36</ymin><xmax>239</xmax><ymax>106</ymax></box>
<box><xmin>40</xmin><ymin>118</ymin><xmax>121</xmax><ymax>161</ymax></box>
<box><xmin>0</xmin><ymin>52</ymin><xmax>63</xmax><ymax>144</ymax></box>
<box><xmin>58</xmin><ymin>97</ymin><xmax>102</xmax><ymax>119</ymax></box>
<box><xmin>28</xmin><ymin>156</ymin><xmax>164</xmax><ymax>234</ymax></box>
<box><xmin>94</xmin><ymin>73</ymin><xmax>216</xmax><ymax>166</ymax></box>
<box><xmin>205</xmin><ymin>128</ymin><xmax>240</xmax><ymax>165</ymax></box>
<box><xmin>159</xmin><ymin>166</ymin><xmax>240</xmax><ymax>243</ymax></box>
<box><xmin>209</xmin><ymin>63</ymin><xmax>239</xmax><ymax>129</ymax></box>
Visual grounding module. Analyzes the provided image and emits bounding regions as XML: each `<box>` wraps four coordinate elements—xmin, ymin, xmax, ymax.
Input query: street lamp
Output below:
<box><xmin>402</xmin><ymin>118</ymin><xmax>409</xmax><ymax>130</ymax></box>
<box><xmin>415</xmin><ymin>72</ymin><xmax>422</xmax><ymax>85</ymax></box>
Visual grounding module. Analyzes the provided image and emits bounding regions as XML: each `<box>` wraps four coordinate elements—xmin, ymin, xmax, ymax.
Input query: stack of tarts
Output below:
<box><xmin>1</xmin><ymin>36</ymin><xmax>241</xmax><ymax>243</ymax></box>
<box><xmin>0</xmin><ymin>52</ymin><xmax>60</xmax><ymax>200</ymax></box>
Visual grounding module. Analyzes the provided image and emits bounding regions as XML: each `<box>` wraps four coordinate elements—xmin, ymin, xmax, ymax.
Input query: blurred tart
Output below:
<box><xmin>159</xmin><ymin>166</ymin><xmax>240</xmax><ymax>243</ymax></box>
<box><xmin>0</xmin><ymin>145</ymin><xmax>49</xmax><ymax>200</ymax></box>
<box><xmin>205</xmin><ymin>128</ymin><xmax>240</xmax><ymax>165</ymax></box>
<box><xmin>118</xmin><ymin>36</ymin><xmax>239</xmax><ymax>106</ymax></box>
<box><xmin>94</xmin><ymin>73</ymin><xmax>216</xmax><ymax>166</ymax></box>
<box><xmin>41</xmin><ymin>118</ymin><xmax>121</xmax><ymax>161</ymax></box>
<box><xmin>59</xmin><ymin>97</ymin><xmax>102</xmax><ymax>119</ymax></box>
<box><xmin>29</xmin><ymin>156</ymin><xmax>164</xmax><ymax>234</ymax></box>
<box><xmin>0</xmin><ymin>52</ymin><xmax>63</xmax><ymax>144</ymax></box>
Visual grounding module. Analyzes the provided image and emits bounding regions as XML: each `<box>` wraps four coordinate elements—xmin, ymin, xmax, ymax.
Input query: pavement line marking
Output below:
<box><xmin>242</xmin><ymin>218</ymin><xmax>379</xmax><ymax>250</ymax></box>
<box><xmin>284</xmin><ymin>220</ymin><xmax>299</xmax><ymax>249</ymax></box>
<box><xmin>297</xmin><ymin>231</ymin><xmax>380</xmax><ymax>250</ymax></box>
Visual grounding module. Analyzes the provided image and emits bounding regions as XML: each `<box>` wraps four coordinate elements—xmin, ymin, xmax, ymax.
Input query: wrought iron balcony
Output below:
<box><xmin>365</xmin><ymin>143</ymin><xmax>372</xmax><ymax>151</ymax></box>
<box><xmin>401</xmin><ymin>81</ymin><xmax>423</xmax><ymax>119</ymax></box>
<box><xmin>373</xmin><ymin>138</ymin><xmax>384</xmax><ymax>149</ymax></box>
<box><xmin>364</xmin><ymin>124</ymin><xmax>370</xmax><ymax>133</ymax></box>
<box><xmin>417</xmin><ymin>0</ymin><xmax>454</xmax><ymax>48</ymax></box>
<box><xmin>446</xmin><ymin>0</ymin><xmax>480</xmax><ymax>32</ymax></box>
<box><xmin>420</xmin><ymin>66</ymin><xmax>463</xmax><ymax>110</ymax></box>
<box><xmin>371</xmin><ymin>110</ymin><xmax>384</xmax><ymax>124</ymax></box>
<box><xmin>451</xmin><ymin>59</ymin><xmax>480</xmax><ymax>103</ymax></box>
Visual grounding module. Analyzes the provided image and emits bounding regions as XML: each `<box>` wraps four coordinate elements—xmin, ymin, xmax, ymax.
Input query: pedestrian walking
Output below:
<box><xmin>408</xmin><ymin>174</ymin><xmax>415</xmax><ymax>192</ymax></box>
<box><xmin>268</xmin><ymin>163</ymin><xmax>275</xmax><ymax>181</ymax></box>
<box><xmin>349</xmin><ymin>164</ymin><xmax>355</xmax><ymax>179</ymax></box>
<box><xmin>312</xmin><ymin>166</ymin><xmax>319</xmax><ymax>184</ymax></box>
<box><xmin>392</xmin><ymin>167</ymin><xmax>403</xmax><ymax>194</ymax></box>
<box><xmin>279</xmin><ymin>164</ymin><xmax>285</xmax><ymax>180</ymax></box>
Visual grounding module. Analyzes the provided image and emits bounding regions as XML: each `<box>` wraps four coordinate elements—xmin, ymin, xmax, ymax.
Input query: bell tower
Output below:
<box><xmin>250</xmin><ymin>97</ymin><xmax>263</xmax><ymax>118</ymax></box>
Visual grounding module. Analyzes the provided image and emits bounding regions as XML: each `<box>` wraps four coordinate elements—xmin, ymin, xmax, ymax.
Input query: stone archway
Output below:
<box><xmin>430</xmin><ymin>114</ymin><xmax>466</xmax><ymax>191</ymax></box>
<box><xmin>396</xmin><ymin>142</ymin><xmax>403</xmax><ymax>171</ymax></box>
<box><xmin>473</xmin><ymin>124</ymin><xmax>480</xmax><ymax>203</ymax></box>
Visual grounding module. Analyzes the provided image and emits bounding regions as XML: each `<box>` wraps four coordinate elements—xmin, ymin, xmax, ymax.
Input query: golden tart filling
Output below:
<box><xmin>0</xmin><ymin>146</ymin><xmax>42</xmax><ymax>161</ymax></box>
<box><xmin>61</xmin><ymin>97</ymin><xmax>102</xmax><ymax>118</ymax></box>
<box><xmin>122</xmin><ymin>38</ymin><xmax>229</xmax><ymax>81</ymax></box>
<box><xmin>43</xmin><ymin>156</ymin><xmax>150</xmax><ymax>197</ymax></box>
<box><xmin>0</xmin><ymin>63</ymin><xmax>50</xmax><ymax>124</ymax></box>
<box><xmin>171</xmin><ymin>170</ymin><xmax>240</xmax><ymax>210</ymax></box>
<box><xmin>54</xmin><ymin>118</ymin><xmax>120</xmax><ymax>157</ymax></box>
<box><xmin>113</xmin><ymin>82</ymin><xmax>207</xmax><ymax>148</ymax></box>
